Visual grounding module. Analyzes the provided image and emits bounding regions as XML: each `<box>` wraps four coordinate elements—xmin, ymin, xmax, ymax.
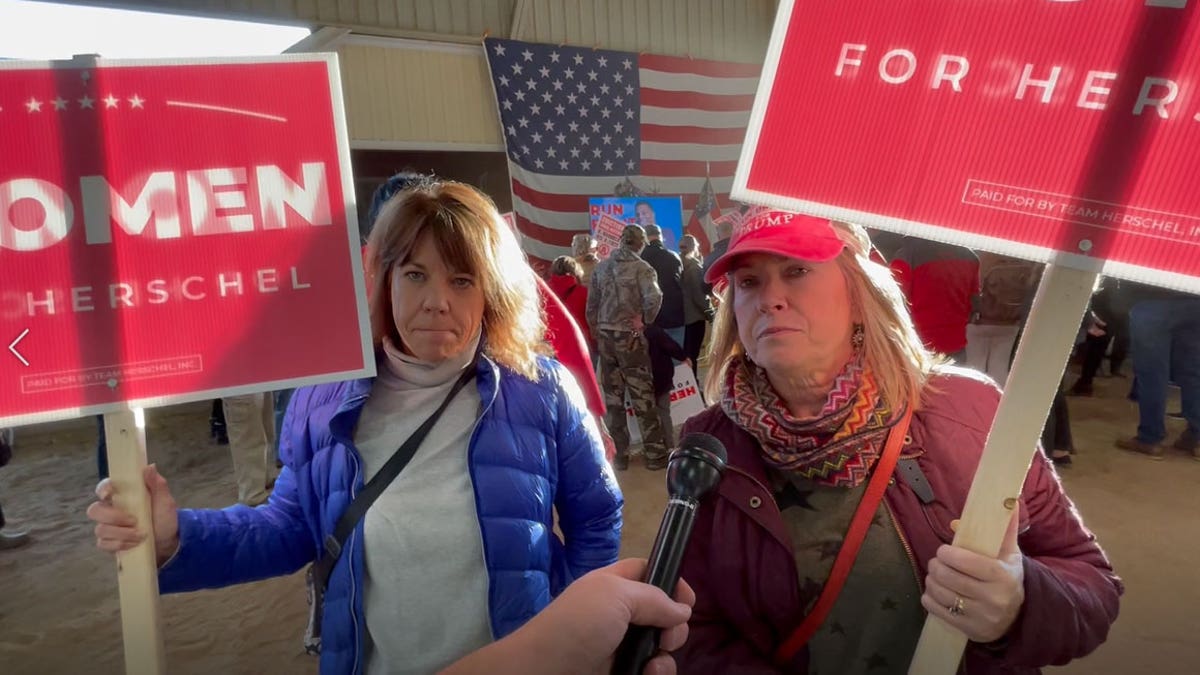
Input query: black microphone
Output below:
<box><xmin>611</xmin><ymin>433</ymin><xmax>727</xmax><ymax>675</ymax></box>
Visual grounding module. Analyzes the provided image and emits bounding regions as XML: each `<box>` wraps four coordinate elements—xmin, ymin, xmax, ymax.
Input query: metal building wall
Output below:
<box><xmin>510</xmin><ymin>0</ymin><xmax>775</xmax><ymax>64</ymax></box>
<box><xmin>336</xmin><ymin>37</ymin><xmax>503</xmax><ymax>149</ymax></box>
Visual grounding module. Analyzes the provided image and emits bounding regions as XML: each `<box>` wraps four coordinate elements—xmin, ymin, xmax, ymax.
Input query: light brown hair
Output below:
<box><xmin>703</xmin><ymin>221</ymin><xmax>937</xmax><ymax>411</ymax></box>
<box><xmin>366</xmin><ymin>181</ymin><xmax>548</xmax><ymax>380</ymax></box>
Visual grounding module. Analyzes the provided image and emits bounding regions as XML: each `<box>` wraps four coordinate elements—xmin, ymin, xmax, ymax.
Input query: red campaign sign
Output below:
<box><xmin>593</xmin><ymin>212</ymin><xmax>625</xmax><ymax>260</ymax></box>
<box><xmin>0</xmin><ymin>56</ymin><xmax>373</xmax><ymax>427</ymax></box>
<box><xmin>736</xmin><ymin>0</ymin><xmax>1200</xmax><ymax>293</ymax></box>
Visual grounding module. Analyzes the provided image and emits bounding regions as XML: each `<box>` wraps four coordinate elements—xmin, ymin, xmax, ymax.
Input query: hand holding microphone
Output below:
<box><xmin>611</xmin><ymin>433</ymin><xmax>728</xmax><ymax>675</ymax></box>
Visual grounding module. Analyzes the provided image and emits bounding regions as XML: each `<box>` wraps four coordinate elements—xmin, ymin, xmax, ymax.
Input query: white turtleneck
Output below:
<box><xmin>356</xmin><ymin>333</ymin><xmax>492</xmax><ymax>675</ymax></box>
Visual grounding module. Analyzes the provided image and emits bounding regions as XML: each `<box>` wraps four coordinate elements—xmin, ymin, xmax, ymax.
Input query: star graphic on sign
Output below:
<box><xmin>543</xmin><ymin>119</ymin><xmax>555</xmax><ymax>131</ymax></box>
<box><xmin>103</xmin><ymin>94</ymin><xmax>120</xmax><ymax>108</ymax></box>
<box><xmin>493</xmin><ymin>42</ymin><xmax>507</xmax><ymax>56</ymax></box>
<box><xmin>549</xmin><ymin>51</ymin><xmax>560</xmax><ymax>63</ymax></box>
<box><xmin>538</xmin><ymin>66</ymin><xmax>551</xmax><ymax>78</ymax></box>
<box><xmin>78</xmin><ymin>95</ymin><xmax>94</xmax><ymax>109</ymax></box>
<box><xmin>541</xmin><ymin>91</ymin><xmax>553</xmax><ymax>103</ymax></box>
<box><xmin>622</xmin><ymin>58</ymin><xmax>633</xmax><ymax>70</ymax></box>
<box><xmin>600</xmin><ymin>107</ymin><xmax>611</xmax><ymax>119</ymax></box>
<box><xmin>535</xmin><ymin>158</ymin><xmax>544</xmax><ymax>169</ymax></box>
<box><xmin>564</xmin><ymin>68</ymin><xmax>575</xmax><ymax>80</ymax></box>
<box><xmin>603</xmin><ymin>160</ymin><xmax>613</xmax><ymax>171</ymax></box>
<box><xmin>580</xmin><ymin>134</ymin><xmax>591</xmax><ymax>145</ymax></box>
<box><xmin>573</xmin><ymin>53</ymin><xmax>584</xmax><ymax>65</ymax></box>
<box><xmin>52</xmin><ymin>97</ymin><xmax>68</xmax><ymax>111</ymax></box>
<box><xmin>568</xmin><ymin>121</ymin><xmax>579</xmax><ymax>132</ymax></box>
<box><xmin>531</xmin><ymin>132</ymin><xmax>543</xmax><ymax>143</ymax></box>
<box><xmin>599</xmin><ymin>84</ymin><xmax>610</xmax><ymax>95</ymax></box>
<box><xmin>511</xmin><ymin>63</ymin><xmax>523</xmax><ymax>75</ymax></box>
<box><xmin>590</xmin><ymin>121</ymin><xmax>601</xmax><ymax>133</ymax></box>
<box><xmin>881</xmin><ymin>597</ymin><xmax>898</xmax><ymax>611</ymax></box>
<box><xmin>598</xmin><ymin>56</ymin><xmax>608</xmax><ymax>68</ymax></box>
<box><xmin>530</xmin><ymin>103</ymin><xmax>542</xmax><ymax>115</ymax></box>
<box><xmin>554</xmin><ymin>104</ymin><xmax>565</xmax><ymax>115</ymax></box>
<box><xmin>587</xmin><ymin>70</ymin><xmax>598</xmax><ymax>81</ymax></box>
<box><xmin>552</xmin><ymin>79</ymin><xmax>564</xmax><ymax>91</ymax></box>
<box><xmin>522</xmin><ymin>49</ymin><xmax>534</xmax><ymax>61</ymax></box>
<box><xmin>581</xmin><ymin>160</ymin><xmax>591</xmax><ymax>170</ymax></box>
<box><xmin>498</xmin><ymin>75</ymin><xmax>510</xmax><ymax>87</ymax></box>
<box><xmin>25</xmin><ymin>97</ymin><xmax>42</xmax><ymax>112</ymax></box>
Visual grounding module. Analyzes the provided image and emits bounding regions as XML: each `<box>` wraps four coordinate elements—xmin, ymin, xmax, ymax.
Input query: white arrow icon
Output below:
<box><xmin>9</xmin><ymin>329</ymin><xmax>29</xmax><ymax>367</ymax></box>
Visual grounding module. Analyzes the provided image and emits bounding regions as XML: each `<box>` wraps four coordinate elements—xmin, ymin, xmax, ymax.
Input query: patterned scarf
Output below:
<box><xmin>721</xmin><ymin>355</ymin><xmax>904</xmax><ymax>488</ymax></box>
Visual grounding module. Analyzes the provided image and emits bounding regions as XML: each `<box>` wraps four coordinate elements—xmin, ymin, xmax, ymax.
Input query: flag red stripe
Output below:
<box><xmin>639</xmin><ymin>54</ymin><xmax>762</xmax><ymax>78</ymax></box>
<box><xmin>641</xmin><ymin>124</ymin><xmax>748</xmax><ymax>145</ymax></box>
<box><xmin>514</xmin><ymin>177</ymin><xmax>732</xmax><ymax>213</ymax></box>
<box><xmin>639</xmin><ymin>159</ymin><xmax>739</xmax><ymax>176</ymax></box>
<box><xmin>515</xmin><ymin>212</ymin><xmax>579</xmax><ymax>247</ymax></box>
<box><xmin>641</xmin><ymin>88</ymin><xmax>755</xmax><ymax>112</ymax></box>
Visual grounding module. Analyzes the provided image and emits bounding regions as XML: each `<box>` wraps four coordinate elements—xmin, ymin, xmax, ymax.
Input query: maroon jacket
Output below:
<box><xmin>676</xmin><ymin>368</ymin><xmax>1122</xmax><ymax>674</ymax></box>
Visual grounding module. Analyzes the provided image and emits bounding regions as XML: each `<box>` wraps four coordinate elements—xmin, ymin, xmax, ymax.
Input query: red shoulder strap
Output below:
<box><xmin>773</xmin><ymin>406</ymin><xmax>915</xmax><ymax>666</ymax></box>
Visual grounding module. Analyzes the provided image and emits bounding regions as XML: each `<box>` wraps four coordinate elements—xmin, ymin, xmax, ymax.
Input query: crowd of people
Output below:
<box><xmin>6</xmin><ymin>169</ymin><xmax>1198</xmax><ymax>672</ymax></box>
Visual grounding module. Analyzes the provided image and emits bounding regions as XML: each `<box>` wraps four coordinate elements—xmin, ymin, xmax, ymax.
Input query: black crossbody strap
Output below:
<box><xmin>311</xmin><ymin>360</ymin><xmax>478</xmax><ymax>592</ymax></box>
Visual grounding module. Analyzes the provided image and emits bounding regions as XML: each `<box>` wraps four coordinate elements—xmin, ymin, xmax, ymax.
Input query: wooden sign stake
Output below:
<box><xmin>908</xmin><ymin>263</ymin><xmax>1099</xmax><ymax>674</ymax></box>
<box><xmin>104</xmin><ymin>408</ymin><xmax>167</xmax><ymax>675</ymax></box>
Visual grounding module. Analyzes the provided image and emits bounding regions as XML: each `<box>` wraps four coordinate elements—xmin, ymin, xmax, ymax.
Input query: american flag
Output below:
<box><xmin>483</xmin><ymin>37</ymin><xmax>759</xmax><ymax>269</ymax></box>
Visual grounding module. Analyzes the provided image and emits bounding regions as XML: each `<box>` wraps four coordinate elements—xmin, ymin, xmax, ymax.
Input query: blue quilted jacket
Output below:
<box><xmin>158</xmin><ymin>354</ymin><xmax>623</xmax><ymax>675</ymax></box>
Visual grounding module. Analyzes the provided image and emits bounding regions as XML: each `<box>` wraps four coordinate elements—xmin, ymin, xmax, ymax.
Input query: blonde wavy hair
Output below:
<box><xmin>366</xmin><ymin>181</ymin><xmax>548</xmax><ymax>381</ymax></box>
<box><xmin>703</xmin><ymin>221</ymin><xmax>939</xmax><ymax>412</ymax></box>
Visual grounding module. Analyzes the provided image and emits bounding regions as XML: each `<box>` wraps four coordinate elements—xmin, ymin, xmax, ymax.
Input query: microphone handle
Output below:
<box><xmin>610</xmin><ymin>497</ymin><xmax>699</xmax><ymax>675</ymax></box>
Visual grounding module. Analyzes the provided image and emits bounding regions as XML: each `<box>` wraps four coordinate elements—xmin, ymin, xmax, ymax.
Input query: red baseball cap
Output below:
<box><xmin>704</xmin><ymin>207</ymin><xmax>845</xmax><ymax>284</ymax></box>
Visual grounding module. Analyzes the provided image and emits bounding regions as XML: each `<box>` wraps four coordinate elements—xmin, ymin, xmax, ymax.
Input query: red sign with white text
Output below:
<box><xmin>0</xmin><ymin>56</ymin><xmax>373</xmax><ymax>427</ymax></box>
<box><xmin>735</xmin><ymin>0</ymin><xmax>1200</xmax><ymax>293</ymax></box>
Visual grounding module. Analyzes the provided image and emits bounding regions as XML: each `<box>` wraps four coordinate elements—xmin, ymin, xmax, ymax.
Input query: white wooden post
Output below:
<box><xmin>104</xmin><ymin>408</ymin><xmax>167</xmax><ymax>675</ymax></box>
<box><xmin>908</xmin><ymin>264</ymin><xmax>1099</xmax><ymax>673</ymax></box>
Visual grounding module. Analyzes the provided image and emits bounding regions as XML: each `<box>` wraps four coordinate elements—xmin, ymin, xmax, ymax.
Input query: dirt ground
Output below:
<box><xmin>0</xmin><ymin>370</ymin><xmax>1197</xmax><ymax>674</ymax></box>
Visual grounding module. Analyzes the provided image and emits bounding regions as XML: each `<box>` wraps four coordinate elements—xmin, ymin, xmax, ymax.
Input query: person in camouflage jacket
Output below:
<box><xmin>586</xmin><ymin>225</ymin><xmax>669</xmax><ymax>469</ymax></box>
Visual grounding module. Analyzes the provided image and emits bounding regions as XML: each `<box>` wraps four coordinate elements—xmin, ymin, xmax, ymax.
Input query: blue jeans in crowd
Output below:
<box><xmin>1129</xmin><ymin>298</ymin><xmax>1200</xmax><ymax>444</ymax></box>
<box><xmin>96</xmin><ymin>415</ymin><xmax>108</xmax><ymax>480</ymax></box>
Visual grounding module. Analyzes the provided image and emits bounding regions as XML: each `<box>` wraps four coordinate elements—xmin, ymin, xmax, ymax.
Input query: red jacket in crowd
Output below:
<box><xmin>546</xmin><ymin>273</ymin><xmax>593</xmax><ymax>349</ymax></box>
<box><xmin>889</xmin><ymin>239</ymin><xmax>980</xmax><ymax>355</ymax></box>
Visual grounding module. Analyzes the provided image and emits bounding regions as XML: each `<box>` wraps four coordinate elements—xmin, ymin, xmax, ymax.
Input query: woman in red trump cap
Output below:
<box><xmin>674</xmin><ymin>207</ymin><xmax>1121</xmax><ymax>673</ymax></box>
